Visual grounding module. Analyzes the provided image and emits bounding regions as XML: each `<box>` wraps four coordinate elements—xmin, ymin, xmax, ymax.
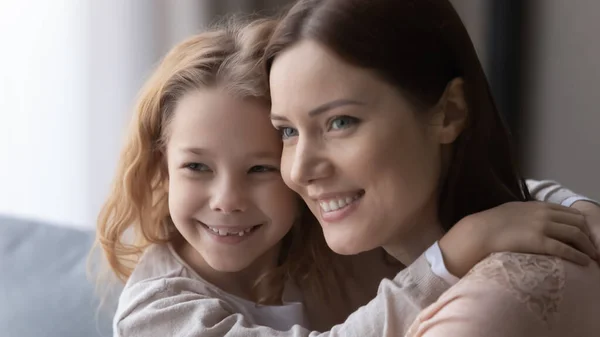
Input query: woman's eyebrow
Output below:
<box><xmin>270</xmin><ymin>98</ymin><xmax>365</xmax><ymax>121</ymax></box>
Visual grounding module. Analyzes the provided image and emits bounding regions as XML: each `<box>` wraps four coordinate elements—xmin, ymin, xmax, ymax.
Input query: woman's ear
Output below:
<box><xmin>434</xmin><ymin>77</ymin><xmax>468</xmax><ymax>144</ymax></box>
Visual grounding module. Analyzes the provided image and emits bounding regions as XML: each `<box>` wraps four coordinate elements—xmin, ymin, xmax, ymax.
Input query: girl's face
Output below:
<box><xmin>166</xmin><ymin>89</ymin><xmax>299</xmax><ymax>273</ymax></box>
<box><xmin>269</xmin><ymin>40</ymin><xmax>466</xmax><ymax>257</ymax></box>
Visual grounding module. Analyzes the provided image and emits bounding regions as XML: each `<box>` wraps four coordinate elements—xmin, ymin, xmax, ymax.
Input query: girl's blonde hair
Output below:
<box><xmin>94</xmin><ymin>17</ymin><xmax>336</xmax><ymax>304</ymax></box>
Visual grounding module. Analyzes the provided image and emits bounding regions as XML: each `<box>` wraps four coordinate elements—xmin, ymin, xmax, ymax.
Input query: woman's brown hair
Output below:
<box><xmin>265</xmin><ymin>0</ymin><xmax>531</xmax><ymax>230</ymax></box>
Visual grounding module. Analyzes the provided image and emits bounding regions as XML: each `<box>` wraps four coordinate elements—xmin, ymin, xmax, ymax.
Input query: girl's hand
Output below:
<box><xmin>439</xmin><ymin>201</ymin><xmax>596</xmax><ymax>277</ymax></box>
<box><xmin>571</xmin><ymin>200</ymin><xmax>600</xmax><ymax>257</ymax></box>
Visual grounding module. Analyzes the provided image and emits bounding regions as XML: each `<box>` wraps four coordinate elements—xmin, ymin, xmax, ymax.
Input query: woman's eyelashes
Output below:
<box><xmin>278</xmin><ymin>126</ymin><xmax>298</xmax><ymax>140</ymax></box>
<box><xmin>276</xmin><ymin>115</ymin><xmax>361</xmax><ymax>141</ymax></box>
<box><xmin>327</xmin><ymin>115</ymin><xmax>359</xmax><ymax>131</ymax></box>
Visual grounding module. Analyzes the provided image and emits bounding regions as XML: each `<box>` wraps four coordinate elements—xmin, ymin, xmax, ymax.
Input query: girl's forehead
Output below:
<box><xmin>167</xmin><ymin>89</ymin><xmax>282</xmax><ymax>158</ymax></box>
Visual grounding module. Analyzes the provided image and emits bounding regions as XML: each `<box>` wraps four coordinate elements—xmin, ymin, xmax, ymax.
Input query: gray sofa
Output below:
<box><xmin>0</xmin><ymin>216</ymin><xmax>118</xmax><ymax>337</ymax></box>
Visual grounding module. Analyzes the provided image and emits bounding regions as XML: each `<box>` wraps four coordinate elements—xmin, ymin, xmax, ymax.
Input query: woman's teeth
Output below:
<box><xmin>207</xmin><ymin>225</ymin><xmax>256</xmax><ymax>237</ymax></box>
<box><xmin>319</xmin><ymin>193</ymin><xmax>362</xmax><ymax>212</ymax></box>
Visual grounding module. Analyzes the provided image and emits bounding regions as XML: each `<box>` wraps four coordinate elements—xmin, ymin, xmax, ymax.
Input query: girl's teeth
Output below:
<box><xmin>208</xmin><ymin>225</ymin><xmax>258</xmax><ymax>237</ymax></box>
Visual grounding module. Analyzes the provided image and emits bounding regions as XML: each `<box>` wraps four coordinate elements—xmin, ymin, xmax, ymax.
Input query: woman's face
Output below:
<box><xmin>269</xmin><ymin>40</ymin><xmax>464</xmax><ymax>256</ymax></box>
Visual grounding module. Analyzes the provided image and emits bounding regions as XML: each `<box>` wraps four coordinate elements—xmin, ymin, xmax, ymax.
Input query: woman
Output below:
<box><xmin>265</xmin><ymin>0</ymin><xmax>600</xmax><ymax>335</ymax></box>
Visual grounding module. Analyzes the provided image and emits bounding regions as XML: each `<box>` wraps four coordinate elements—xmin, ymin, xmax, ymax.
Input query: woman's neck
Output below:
<box><xmin>383</xmin><ymin>202</ymin><xmax>445</xmax><ymax>266</ymax></box>
<box><xmin>175</xmin><ymin>238</ymin><xmax>282</xmax><ymax>303</ymax></box>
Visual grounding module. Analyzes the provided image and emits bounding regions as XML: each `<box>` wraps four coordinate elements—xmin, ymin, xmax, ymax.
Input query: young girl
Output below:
<box><xmin>97</xmin><ymin>18</ymin><xmax>597</xmax><ymax>337</ymax></box>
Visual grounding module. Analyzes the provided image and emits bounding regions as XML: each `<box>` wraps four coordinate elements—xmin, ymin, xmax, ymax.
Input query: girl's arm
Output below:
<box><xmin>116</xmin><ymin>179</ymin><xmax>599</xmax><ymax>336</ymax></box>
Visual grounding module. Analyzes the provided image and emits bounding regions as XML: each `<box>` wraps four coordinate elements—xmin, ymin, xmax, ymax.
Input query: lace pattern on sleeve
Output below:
<box><xmin>465</xmin><ymin>253</ymin><xmax>566</xmax><ymax>323</ymax></box>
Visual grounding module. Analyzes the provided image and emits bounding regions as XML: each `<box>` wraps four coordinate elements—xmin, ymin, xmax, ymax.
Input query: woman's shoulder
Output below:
<box><xmin>462</xmin><ymin>252</ymin><xmax>566</xmax><ymax>323</ymax></box>
<box><xmin>464</xmin><ymin>252</ymin><xmax>600</xmax><ymax>329</ymax></box>
<box><xmin>406</xmin><ymin>253</ymin><xmax>600</xmax><ymax>336</ymax></box>
<box><xmin>464</xmin><ymin>252</ymin><xmax>600</xmax><ymax>315</ymax></box>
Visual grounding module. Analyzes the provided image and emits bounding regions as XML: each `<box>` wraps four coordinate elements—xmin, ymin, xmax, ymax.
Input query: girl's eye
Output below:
<box><xmin>329</xmin><ymin>116</ymin><xmax>359</xmax><ymax>131</ymax></box>
<box><xmin>248</xmin><ymin>165</ymin><xmax>278</xmax><ymax>173</ymax></box>
<box><xmin>185</xmin><ymin>163</ymin><xmax>211</xmax><ymax>172</ymax></box>
<box><xmin>279</xmin><ymin>127</ymin><xmax>299</xmax><ymax>140</ymax></box>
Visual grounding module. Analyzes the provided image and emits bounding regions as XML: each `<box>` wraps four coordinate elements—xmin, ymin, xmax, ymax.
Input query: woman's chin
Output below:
<box><xmin>324</xmin><ymin>232</ymin><xmax>375</xmax><ymax>256</ymax></box>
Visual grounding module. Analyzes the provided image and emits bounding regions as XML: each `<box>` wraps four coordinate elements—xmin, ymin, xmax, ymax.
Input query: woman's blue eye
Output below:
<box><xmin>280</xmin><ymin>127</ymin><xmax>299</xmax><ymax>140</ymax></box>
<box><xmin>330</xmin><ymin>116</ymin><xmax>357</xmax><ymax>130</ymax></box>
<box><xmin>248</xmin><ymin>165</ymin><xmax>278</xmax><ymax>173</ymax></box>
<box><xmin>185</xmin><ymin>163</ymin><xmax>210</xmax><ymax>172</ymax></box>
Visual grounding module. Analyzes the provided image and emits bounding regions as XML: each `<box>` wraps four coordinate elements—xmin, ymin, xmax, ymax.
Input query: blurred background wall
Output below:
<box><xmin>0</xmin><ymin>0</ymin><xmax>598</xmax><ymax>229</ymax></box>
<box><xmin>522</xmin><ymin>0</ymin><xmax>600</xmax><ymax>203</ymax></box>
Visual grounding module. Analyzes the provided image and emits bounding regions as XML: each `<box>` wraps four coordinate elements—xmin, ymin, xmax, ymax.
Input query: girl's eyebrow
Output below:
<box><xmin>180</xmin><ymin>147</ymin><xmax>278</xmax><ymax>161</ymax></box>
<box><xmin>180</xmin><ymin>147</ymin><xmax>211</xmax><ymax>156</ymax></box>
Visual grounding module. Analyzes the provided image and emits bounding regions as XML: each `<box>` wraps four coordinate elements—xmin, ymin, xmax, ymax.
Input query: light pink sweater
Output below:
<box><xmin>406</xmin><ymin>252</ymin><xmax>600</xmax><ymax>337</ymax></box>
<box><xmin>404</xmin><ymin>181</ymin><xmax>600</xmax><ymax>336</ymax></box>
